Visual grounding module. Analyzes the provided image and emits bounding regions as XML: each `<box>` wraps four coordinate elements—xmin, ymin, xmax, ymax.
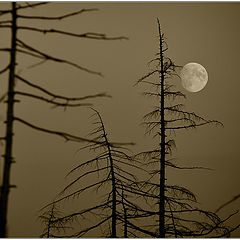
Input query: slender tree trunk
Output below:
<box><xmin>108</xmin><ymin>146</ymin><xmax>117</xmax><ymax>237</ymax></box>
<box><xmin>46</xmin><ymin>204</ymin><xmax>54</xmax><ymax>238</ymax></box>
<box><xmin>103</xmin><ymin>129</ymin><xmax>117</xmax><ymax>237</ymax></box>
<box><xmin>121</xmin><ymin>185</ymin><xmax>127</xmax><ymax>238</ymax></box>
<box><xmin>158</xmin><ymin>19</ymin><xmax>166</xmax><ymax>238</ymax></box>
<box><xmin>0</xmin><ymin>2</ymin><xmax>17</xmax><ymax>237</ymax></box>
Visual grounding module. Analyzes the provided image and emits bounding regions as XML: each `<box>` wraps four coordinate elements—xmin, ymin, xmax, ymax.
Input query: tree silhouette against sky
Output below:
<box><xmin>0</xmin><ymin>2</ymin><xmax>126</xmax><ymax>237</ymax></box>
<box><xmin>130</xmin><ymin>18</ymin><xmax>239</xmax><ymax>238</ymax></box>
<box><xmin>39</xmin><ymin>108</ymin><xmax>138</xmax><ymax>238</ymax></box>
<box><xmin>39</xmin><ymin>19</ymin><xmax>240</xmax><ymax>238</ymax></box>
<box><xmin>0</xmin><ymin>3</ymin><xmax>239</xmax><ymax>237</ymax></box>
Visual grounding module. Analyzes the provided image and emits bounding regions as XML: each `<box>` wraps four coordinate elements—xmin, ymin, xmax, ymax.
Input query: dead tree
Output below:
<box><xmin>0</xmin><ymin>2</ymin><xmax>126</xmax><ymax>237</ymax></box>
<box><xmin>39</xmin><ymin>204</ymin><xmax>75</xmax><ymax>238</ymax></box>
<box><xmin>130</xmin><ymin>18</ymin><xmax>240</xmax><ymax>238</ymax></box>
<box><xmin>39</xmin><ymin>108</ymin><xmax>141</xmax><ymax>237</ymax></box>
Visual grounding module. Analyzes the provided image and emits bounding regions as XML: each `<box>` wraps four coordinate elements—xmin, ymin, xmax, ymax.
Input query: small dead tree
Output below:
<box><xmin>0</xmin><ymin>2</ymin><xmax>127</xmax><ymax>237</ymax></box>
<box><xmin>39</xmin><ymin>108</ymin><xmax>142</xmax><ymax>238</ymax></box>
<box><xmin>39</xmin><ymin>204</ymin><xmax>75</xmax><ymax>238</ymax></box>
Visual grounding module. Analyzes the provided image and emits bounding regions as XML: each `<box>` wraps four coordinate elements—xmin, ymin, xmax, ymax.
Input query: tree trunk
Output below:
<box><xmin>158</xmin><ymin>19</ymin><xmax>166</xmax><ymax>238</ymax></box>
<box><xmin>0</xmin><ymin>2</ymin><xmax>17</xmax><ymax>237</ymax></box>
<box><xmin>121</xmin><ymin>185</ymin><xmax>128</xmax><ymax>238</ymax></box>
<box><xmin>103</xmin><ymin>128</ymin><xmax>117</xmax><ymax>237</ymax></box>
<box><xmin>108</xmin><ymin>146</ymin><xmax>117</xmax><ymax>237</ymax></box>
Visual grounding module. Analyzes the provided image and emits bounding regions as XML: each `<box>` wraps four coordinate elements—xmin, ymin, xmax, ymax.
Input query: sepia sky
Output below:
<box><xmin>0</xmin><ymin>1</ymin><xmax>239</xmax><ymax>237</ymax></box>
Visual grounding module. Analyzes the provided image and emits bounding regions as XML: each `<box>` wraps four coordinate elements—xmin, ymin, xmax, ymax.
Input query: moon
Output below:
<box><xmin>180</xmin><ymin>63</ymin><xmax>208</xmax><ymax>92</ymax></box>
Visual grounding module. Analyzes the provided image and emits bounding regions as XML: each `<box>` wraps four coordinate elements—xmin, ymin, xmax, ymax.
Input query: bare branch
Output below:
<box><xmin>0</xmin><ymin>65</ymin><xmax>9</xmax><ymax>75</ymax></box>
<box><xmin>0</xmin><ymin>10</ymin><xmax>12</xmax><ymax>16</ymax></box>
<box><xmin>165</xmin><ymin>161</ymin><xmax>213</xmax><ymax>171</ymax></box>
<box><xmin>216</xmin><ymin>194</ymin><xmax>240</xmax><ymax>213</ymax></box>
<box><xmin>17</xmin><ymin>8</ymin><xmax>98</xmax><ymax>20</ymax></box>
<box><xmin>15</xmin><ymin>91</ymin><xmax>92</xmax><ymax>107</ymax></box>
<box><xmin>66</xmin><ymin>153</ymin><xmax>108</xmax><ymax>177</ymax></box>
<box><xmin>0</xmin><ymin>48</ymin><xmax>11</xmax><ymax>52</ymax></box>
<box><xmin>134</xmin><ymin>70</ymin><xmax>159</xmax><ymax>86</ymax></box>
<box><xmin>16</xmin><ymin>39</ymin><xmax>102</xmax><ymax>76</ymax></box>
<box><xmin>61</xmin><ymin>166</ymin><xmax>109</xmax><ymax>194</ymax></box>
<box><xmin>15</xmin><ymin>75</ymin><xmax>111</xmax><ymax>101</ymax></box>
<box><xmin>0</xmin><ymin>3</ymin><xmax>48</xmax><ymax>16</ymax></box>
<box><xmin>16</xmin><ymin>2</ymin><xmax>49</xmax><ymax>11</ymax></box>
<box><xmin>126</xmin><ymin>220</ymin><xmax>157</xmax><ymax>237</ymax></box>
<box><xmin>165</xmin><ymin>120</ymin><xmax>222</xmax><ymax>130</ymax></box>
<box><xmin>0</xmin><ymin>20</ymin><xmax>12</xmax><ymax>24</ymax></box>
<box><xmin>46</xmin><ymin>179</ymin><xmax>109</xmax><ymax>208</ymax></box>
<box><xmin>50</xmin><ymin>201</ymin><xmax>112</xmax><ymax>224</ymax></box>
<box><xmin>18</xmin><ymin>26</ymin><xmax>128</xmax><ymax>41</ymax></box>
<box><xmin>75</xmin><ymin>216</ymin><xmax>112</xmax><ymax>237</ymax></box>
<box><xmin>14</xmin><ymin>117</ymin><xmax>101</xmax><ymax>144</ymax></box>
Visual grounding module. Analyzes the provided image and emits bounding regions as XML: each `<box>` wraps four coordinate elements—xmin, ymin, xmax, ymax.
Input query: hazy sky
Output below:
<box><xmin>0</xmin><ymin>2</ymin><xmax>239</xmax><ymax>237</ymax></box>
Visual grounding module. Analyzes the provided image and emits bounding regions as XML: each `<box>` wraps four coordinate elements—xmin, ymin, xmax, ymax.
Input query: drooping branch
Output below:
<box><xmin>15</xmin><ymin>75</ymin><xmax>111</xmax><ymax>102</ymax></box>
<box><xmin>165</xmin><ymin>160</ymin><xmax>213</xmax><ymax>171</ymax></box>
<box><xmin>14</xmin><ymin>116</ymin><xmax>103</xmax><ymax>144</ymax></box>
<box><xmin>17</xmin><ymin>26</ymin><xmax>128</xmax><ymax>40</ymax></box>
<box><xmin>14</xmin><ymin>91</ymin><xmax>92</xmax><ymax>108</ymax></box>
<box><xmin>45</xmin><ymin>179</ymin><xmax>110</xmax><ymax>208</ymax></box>
<box><xmin>61</xmin><ymin>166</ymin><xmax>109</xmax><ymax>194</ymax></box>
<box><xmin>16</xmin><ymin>38</ymin><xmax>102</xmax><ymax>76</ymax></box>
<box><xmin>49</xmin><ymin>201</ymin><xmax>112</xmax><ymax>224</ymax></box>
<box><xmin>165</xmin><ymin>120</ymin><xmax>222</xmax><ymax>130</ymax></box>
<box><xmin>17</xmin><ymin>8</ymin><xmax>98</xmax><ymax>20</ymax></box>
<box><xmin>14</xmin><ymin>117</ymin><xmax>135</xmax><ymax>148</ymax></box>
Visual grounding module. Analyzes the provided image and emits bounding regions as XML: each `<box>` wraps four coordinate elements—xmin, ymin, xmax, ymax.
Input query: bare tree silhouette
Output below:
<box><xmin>39</xmin><ymin>204</ymin><xmax>75</xmax><ymax>238</ymax></box>
<box><xmin>129</xmin><ymin>18</ymin><xmax>240</xmax><ymax>238</ymax></box>
<box><xmin>39</xmin><ymin>108</ymin><xmax>140</xmax><ymax>238</ymax></box>
<box><xmin>39</xmin><ymin>19</ymin><xmax>240</xmax><ymax>238</ymax></box>
<box><xmin>0</xmin><ymin>2</ymin><xmax>127</xmax><ymax>237</ymax></box>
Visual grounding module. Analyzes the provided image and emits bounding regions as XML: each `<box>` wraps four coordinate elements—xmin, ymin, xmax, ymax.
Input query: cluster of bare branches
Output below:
<box><xmin>1</xmin><ymin>2</ymin><xmax>238</xmax><ymax>237</ymax></box>
<box><xmin>127</xmin><ymin>18</ymin><xmax>238</xmax><ymax>238</ymax></box>
<box><xmin>0</xmin><ymin>2</ymin><xmax>127</xmax><ymax>237</ymax></box>
<box><xmin>39</xmin><ymin>19</ymin><xmax>239</xmax><ymax>238</ymax></box>
<box><xmin>39</xmin><ymin>108</ymin><xmax>141</xmax><ymax>238</ymax></box>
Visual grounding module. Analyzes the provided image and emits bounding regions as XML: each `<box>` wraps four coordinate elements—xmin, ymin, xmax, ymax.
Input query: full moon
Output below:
<box><xmin>180</xmin><ymin>63</ymin><xmax>208</xmax><ymax>92</ymax></box>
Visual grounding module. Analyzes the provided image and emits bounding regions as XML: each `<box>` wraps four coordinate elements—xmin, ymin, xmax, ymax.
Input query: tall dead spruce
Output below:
<box><xmin>130</xmin><ymin>19</ymin><xmax>239</xmax><ymax>237</ymax></box>
<box><xmin>40</xmin><ymin>108</ymin><xmax>139</xmax><ymax>238</ymax></box>
<box><xmin>0</xmin><ymin>2</ymin><xmax>126</xmax><ymax>237</ymax></box>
